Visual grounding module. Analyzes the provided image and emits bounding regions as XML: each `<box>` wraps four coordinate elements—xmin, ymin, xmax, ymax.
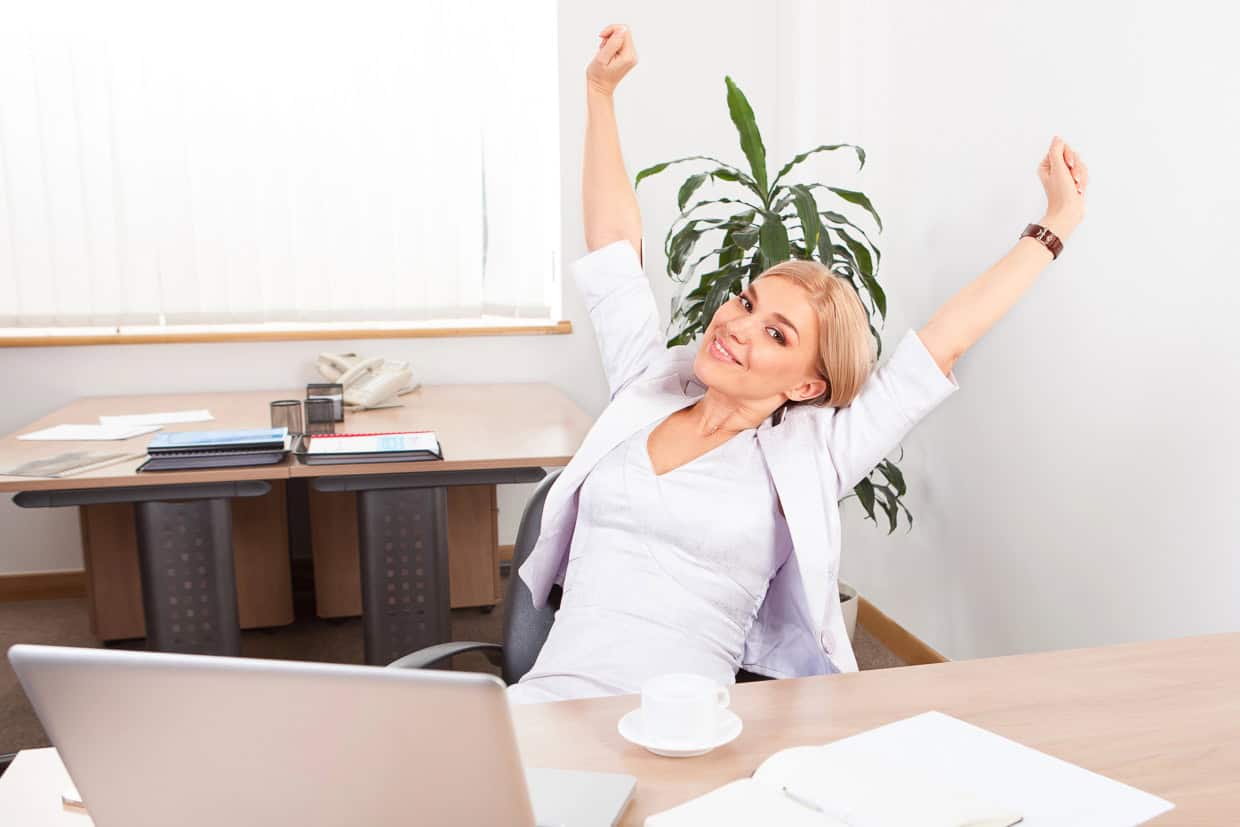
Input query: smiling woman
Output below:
<box><xmin>503</xmin><ymin>22</ymin><xmax>1088</xmax><ymax>704</ymax></box>
<box><xmin>698</xmin><ymin>260</ymin><xmax>875</xmax><ymax>414</ymax></box>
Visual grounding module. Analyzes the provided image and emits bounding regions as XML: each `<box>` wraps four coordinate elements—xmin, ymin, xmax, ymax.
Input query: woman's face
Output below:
<box><xmin>692</xmin><ymin>274</ymin><xmax>828</xmax><ymax>408</ymax></box>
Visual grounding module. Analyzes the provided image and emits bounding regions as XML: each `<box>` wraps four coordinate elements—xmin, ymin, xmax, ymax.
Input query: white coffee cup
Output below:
<box><xmin>640</xmin><ymin>673</ymin><xmax>730</xmax><ymax>744</ymax></box>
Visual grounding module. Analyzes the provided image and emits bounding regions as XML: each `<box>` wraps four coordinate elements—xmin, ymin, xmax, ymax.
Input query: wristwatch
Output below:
<box><xmin>1020</xmin><ymin>223</ymin><xmax>1063</xmax><ymax>260</ymax></box>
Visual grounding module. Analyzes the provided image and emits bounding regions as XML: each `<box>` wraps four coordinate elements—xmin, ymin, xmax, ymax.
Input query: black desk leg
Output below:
<box><xmin>356</xmin><ymin>487</ymin><xmax>450</xmax><ymax>666</ymax></box>
<box><xmin>133</xmin><ymin>498</ymin><xmax>241</xmax><ymax>656</ymax></box>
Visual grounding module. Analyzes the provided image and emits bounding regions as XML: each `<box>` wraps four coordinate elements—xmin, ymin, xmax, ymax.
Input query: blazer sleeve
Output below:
<box><xmin>810</xmin><ymin>327</ymin><xmax>960</xmax><ymax>501</ymax></box>
<box><xmin>572</xmin><ymin>239</ymin><xmax>665</xmax><ymax>400</ymax></box>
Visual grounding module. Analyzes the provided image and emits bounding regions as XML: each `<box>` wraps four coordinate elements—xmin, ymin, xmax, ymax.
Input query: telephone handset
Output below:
<box><xmin>316</xmin><ymin>352</ymin><xmax>418</xmax><ymax>410</ymax></box>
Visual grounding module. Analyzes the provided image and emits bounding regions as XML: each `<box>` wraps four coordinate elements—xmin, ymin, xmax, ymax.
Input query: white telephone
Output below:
<box><xmin>315</xmin><ymin>352</ymin><xmax>419</xmax><ymax>410</ymax></box>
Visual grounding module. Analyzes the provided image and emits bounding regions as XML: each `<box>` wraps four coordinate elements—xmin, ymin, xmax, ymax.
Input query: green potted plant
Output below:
<box><xmin>637</xmin><ymin>77</ymin><xmax>906</xmax><ymax>641</ymax></box>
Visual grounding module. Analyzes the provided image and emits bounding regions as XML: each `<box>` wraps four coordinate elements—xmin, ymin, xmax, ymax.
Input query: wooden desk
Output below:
<box><xmin>0</xmin><ymin>385</ymin><xmax>592</xmax><ymax>662</ymax></box>
<box><xmin>0</xmin><ymin>391</ymin><xmax>296</xmax><ymax>647</ymax></box>
<box><xmin>292</xmin><ymin>385</ymin><xmax>591</xmax><ymax>630</ymax></box>
<box><xmin>291</xmin><ymin>384</ymin><xmax>591</xmax><ymax>664</ymax></box>
<box><xmin>2</xmin><ymin>633</ymin><xmax>1236</xmax><ymax>824</ymax></box>
<box><xmin>511</xmin><ymin>632</ymin><xmax>1240</xmax><ymax>825</ymax></box>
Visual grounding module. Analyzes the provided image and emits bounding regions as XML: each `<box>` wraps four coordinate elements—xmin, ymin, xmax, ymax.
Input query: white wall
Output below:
<box><xmin>831</xmin><ymin>0</ymin><xmax>1240</xmax><ymax>659</ymax></box>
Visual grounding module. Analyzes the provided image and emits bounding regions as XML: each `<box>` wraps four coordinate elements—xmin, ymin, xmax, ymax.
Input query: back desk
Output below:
<box><xmin>0</xmin><ymin>385</ymin><xmax>592</xmax><ymax>662</ymax></box>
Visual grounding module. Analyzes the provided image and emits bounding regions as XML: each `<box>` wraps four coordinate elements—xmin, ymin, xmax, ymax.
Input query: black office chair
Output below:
<box><xmin>386</xmin><ymin>469</ymin><xmax>772</xmax><ymax>685</ymax></box>
<box><xmin>386</xmin><ymin>470</ymin><xmax>563</xmax><ymax>683</ymax></box>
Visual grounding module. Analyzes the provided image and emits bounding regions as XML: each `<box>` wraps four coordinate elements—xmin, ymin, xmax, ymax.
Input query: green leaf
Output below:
<box><xmin>687</xmin><ymin>278</ymin><xmax>712</xmax><ymax>300</ymax></box>
<box><xmin>878</xmin><ymin>460</ymin><xmax>906</xmax><ymax>496</ymax></box>
<box><xmin>834</xmin><ymin>226</ymin><xmax>873</xmax><ymax>278</ymax></box>
<box><xmin>820</xmin><ymin>209</ymin><xmax>882</xmax><ymax>269</ymax></box>
<box><xmin>724</xmin><ymin>76</ymin><xmax>769</xmax><ymax>198</ymax></box>
<box><xmin>678</xmin><ymin>174</ymin><xmax>709</xmax><ymax>211</ymax></box>
<box><xmin>664</xmin><ymin>214</ymin><xmax>745</xmax><ymax>265</ymax></box>
<box><xmin>815</xmin><ymin>224</ymin><xmax>834</xmax><ymax>266</ymax></box>
<box><xmin>772</xmin><ymin>143</ymin><xmax>866</xmax><ymax>187</ymax></box>
<box><xmin>831</xmin><ymin>243</ymin><xmax>859</xmax><ymax>276</ymax></box>
<box><xmin>830</xmin><ymin>236</ymin><xmax>885</xmax><ymax>320</ymax></box>
<box><xmin>678</xmin><ymin>196</ymin><xmax>757</xmax><ymax>222</ymax></box>
<box><xmin>667</xmin><ymin>223</ymin><xmax>706</xmax><ymax>276</ymax></box>
<box><xmin>693</xmin><ymin>262</ymin><xmax>746</xmax><ymax>298</ymax></box>
<box><xmin>748</xmin><ymin>252</ymin><xmax>765</xmax><ymax>281</ymax></box>
<box><xmin>634</xmin><ymin>155</ymin><xmax>744</xmax><ymax>188</ymax></box>
<box><xmin>703</xmin><ymin>266</ymin><xmax>745</xmax><ymax>327</ymax></box>
<box><xmin>857</xmin><ymin>267</ymin><xmax>887</xmax><ymax>320</ymax></box>
<box><xmin>874</xmin><ymin>485</ymin><xmax>899</xmax><ymax>534</ymax></box>
<box><xmin>677</xmin><ymin>301</ymin><xmax>705</xmax><ymax>326</ymax></box>
<box><xmin>788</xmin><ymin>184</ymin><xmax>821</xmax><ymax>256</ymax></box>
<box><xmin>732</xmin><ymin>223</ymin><xmax>760</xmax><ymax>249</ymax></box>
<box><xmin>758</xmin><ymin>215</ymin><xmax>790</xmax><ymax>267</ymax></box>
<box><xmin>854</xmin><ymin>477</ymin><xmax>877</xmax><ymax>523</ymax></box>
<box><xmin>825</xmin><ymin>187</ymin><xmax>883</xmax><ymax>232</ymax></box>
<box><xmin>897</xmin><ymin>496</ymin><xmax>914</xmax><ymax>533</ymax></box>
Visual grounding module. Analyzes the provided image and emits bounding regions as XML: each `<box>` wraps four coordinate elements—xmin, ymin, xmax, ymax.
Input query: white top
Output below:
<box><xmin>519</xmin><ymin>240</ymin><xmax>962</xmax><ymax>679</ymax></box>
<box><xmin>508</xmin><ymin>415</ymin><xmax>791</xmax><ymax>704</ymax></box>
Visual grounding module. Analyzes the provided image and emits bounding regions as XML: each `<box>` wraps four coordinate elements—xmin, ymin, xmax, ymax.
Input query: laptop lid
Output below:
<box><xmin>9</xmin><ymin>644</ymin><xmax>539</xmax><ymax>827</ymax></box>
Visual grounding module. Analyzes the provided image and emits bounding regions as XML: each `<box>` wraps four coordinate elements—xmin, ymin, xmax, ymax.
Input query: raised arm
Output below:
<box><xmin>918</xmin><ymin>136</ymin><xmax>1090</xmax><ymax>375</ymax></box>
<box><xmin>583</xmin><ymin>24</ymin><xmax>641</xmax><ymax>258</ymax></box>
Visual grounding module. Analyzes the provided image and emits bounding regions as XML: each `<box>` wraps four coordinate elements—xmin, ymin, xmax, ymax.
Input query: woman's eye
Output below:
<box><xmin>766</xmin><ymin>327</ymin><xmax>785</xmax><ymax>344</ymax></box>
<box><xmin>738</xmin><ymin>295</ymin><xmax>752</xmax><ymax>311</ymax></box>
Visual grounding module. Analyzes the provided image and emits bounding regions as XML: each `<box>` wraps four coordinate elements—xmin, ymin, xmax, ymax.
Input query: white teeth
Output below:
<box><xmin>713</xmin><ymin>337</ymin><xmax>737</xmax><ymax>364</ymax></box>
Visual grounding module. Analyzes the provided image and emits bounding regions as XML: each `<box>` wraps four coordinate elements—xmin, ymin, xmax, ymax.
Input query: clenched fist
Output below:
<box><xmin>587</xmin><ymin>24</ymin><xmax>637</xmax><ymax>96</ymax></box>
<box><xmin>1039</xmin><ymin>136</ymin><xmax>1089</xmax><ymax>238</ymax></box>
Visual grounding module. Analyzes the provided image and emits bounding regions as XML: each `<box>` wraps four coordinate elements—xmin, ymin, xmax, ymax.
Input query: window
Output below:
<box><xmin>0</xmin><ymin>0</ymin><xmax>562</xmax><ymax>341</ymax></box>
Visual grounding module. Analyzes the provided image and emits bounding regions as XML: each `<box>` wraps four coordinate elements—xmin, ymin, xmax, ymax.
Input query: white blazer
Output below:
<box><xmin>518</xmin><ymin>240</ymin><xmax>960</xmax><ymax>677</ymax></box>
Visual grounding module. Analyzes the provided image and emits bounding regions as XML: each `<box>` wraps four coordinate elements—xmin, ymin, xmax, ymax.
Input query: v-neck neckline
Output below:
<box><xmin>642</xmin><ymin>416</ymin><xmax>755</xmax><ymax>479</ymax></box>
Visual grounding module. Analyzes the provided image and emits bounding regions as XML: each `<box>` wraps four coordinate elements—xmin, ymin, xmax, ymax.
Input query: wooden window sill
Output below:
<box><xmin>0</xmin><ymin>320</ymin><xmax>573</xmax><ymax>348</ymax></box>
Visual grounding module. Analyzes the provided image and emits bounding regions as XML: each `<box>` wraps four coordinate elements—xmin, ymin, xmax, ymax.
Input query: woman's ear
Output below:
<box><xmin>788</xmin><ymin>377</ymin><xmax>828</xmax><ymax>403</ymax></box>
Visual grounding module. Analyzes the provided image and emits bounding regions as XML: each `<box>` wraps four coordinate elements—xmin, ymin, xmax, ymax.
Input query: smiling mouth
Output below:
<box><xmin>710</xmin><ymin>336</ymin><xmax>741</xmax><ymax>366</ymax></box>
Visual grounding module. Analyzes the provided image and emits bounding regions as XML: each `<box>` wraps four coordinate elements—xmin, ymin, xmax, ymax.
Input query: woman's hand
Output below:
<box><xmin>1038</xmin><ymin>136</ymin><xmax>1089</xmax><ymax>239</ymax></box>
<box><xmin>586</xmin><ymin>24</ymin><xmax>637</xmax><ymax>97</ymax></box>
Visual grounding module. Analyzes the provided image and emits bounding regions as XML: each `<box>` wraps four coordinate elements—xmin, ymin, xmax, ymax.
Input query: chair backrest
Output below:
<box><xmin>499</xmin><ymin>469</ymin><xmax>562</xmax><ymax>684</ymax></box>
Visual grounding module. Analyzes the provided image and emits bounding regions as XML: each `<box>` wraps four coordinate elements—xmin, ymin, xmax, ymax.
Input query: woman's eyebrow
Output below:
<box><xmin>749</xmin><ymin>282</ymin><xmax>800</xmax><ymax>340</ymax></box>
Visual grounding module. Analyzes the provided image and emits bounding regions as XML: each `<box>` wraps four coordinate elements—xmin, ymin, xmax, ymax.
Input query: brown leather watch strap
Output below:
<box><xmin>1021</xmin><ymin>223</ymin><xmax>1063</xmax><ymax>260</ymax></box>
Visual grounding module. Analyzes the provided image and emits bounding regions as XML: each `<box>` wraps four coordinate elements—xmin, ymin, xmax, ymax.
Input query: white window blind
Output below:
<box><xmin>0</xmin><ymin>0</ymin><xmax>561</xmax><ymax>331</ymax></box>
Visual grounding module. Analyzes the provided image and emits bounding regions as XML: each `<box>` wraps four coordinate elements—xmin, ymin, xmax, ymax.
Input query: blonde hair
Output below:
<box><xmin>756</xmin><ymin>259</ymin><xmax>874</xmax><ymax>409</ymax></box>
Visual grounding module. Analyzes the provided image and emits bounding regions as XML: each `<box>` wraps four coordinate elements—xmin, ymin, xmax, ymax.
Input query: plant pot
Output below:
<box><xmin>839</xmin><ymin>580</ymin><xmax>859</xmax><ymax>642</ymax></box>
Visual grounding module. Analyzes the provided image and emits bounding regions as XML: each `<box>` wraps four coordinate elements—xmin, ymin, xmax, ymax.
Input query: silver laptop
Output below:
<box><xmin>9</xmin><ymin>644</ymin><xmax>635</xmax><ymax>827</ymax></box>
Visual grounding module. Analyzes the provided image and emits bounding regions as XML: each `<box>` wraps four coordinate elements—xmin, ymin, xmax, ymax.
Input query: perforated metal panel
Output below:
<box><xmin>134</xmin><ymin>498</ymin><xmax>241</xmax><ymax>655</ymax></box>
<box><xmin>356</xmin><ymin>487</ymin><xmax>450</xmax><ymax>665</ymax></box>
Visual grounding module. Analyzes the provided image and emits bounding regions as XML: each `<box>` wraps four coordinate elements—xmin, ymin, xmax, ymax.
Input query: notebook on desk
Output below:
<box><xmin>646</xmin><ymin>710</ymin><xmax>1174</xmax><ymax>827</ymax></box>
<box><xmin>294</xmin><ymin>430</ymin><xmax>443</xmax><ymax>465</ymax></box>
<box><xmin>138</xmin><ymin>427</ymin><xmax>289</xmax><ymax>472</ymax></box>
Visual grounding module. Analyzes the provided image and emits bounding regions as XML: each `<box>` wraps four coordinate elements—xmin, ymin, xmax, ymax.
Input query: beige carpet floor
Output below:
<box><xmin>0</xmin><ymin>577</ymin><xmax>906</xmax><ymax>754</ymax></box>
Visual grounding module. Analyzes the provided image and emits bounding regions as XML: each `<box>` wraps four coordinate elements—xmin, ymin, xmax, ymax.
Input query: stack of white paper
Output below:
<box><xmin>18</xmin><ymin>424</ymin><xmax>160</xmax><ymax>441</ymax></box>
<box><xmin>646</xmin><ymin>711</ymin><xmax>1174</xmax><ymax>827</ymax></box>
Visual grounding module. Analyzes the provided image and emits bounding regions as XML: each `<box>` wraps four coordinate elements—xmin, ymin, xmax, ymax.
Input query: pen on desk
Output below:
<box><xmin>781</xmin><ymin>786</ymin><xmax>881</xmax><ymax>827</ymax></box>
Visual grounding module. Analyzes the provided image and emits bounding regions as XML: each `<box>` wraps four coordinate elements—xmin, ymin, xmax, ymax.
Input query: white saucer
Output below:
<box><xmin>617</xmin><ymin>707</ymin><xmax>743</xmax><ymax>757</ymax></box>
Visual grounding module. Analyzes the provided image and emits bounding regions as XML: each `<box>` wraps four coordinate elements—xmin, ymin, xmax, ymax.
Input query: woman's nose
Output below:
<box><xmin>725</xmin><ymin>321</ymin><xmax>750</xmax><ymax>344</ymax></box>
